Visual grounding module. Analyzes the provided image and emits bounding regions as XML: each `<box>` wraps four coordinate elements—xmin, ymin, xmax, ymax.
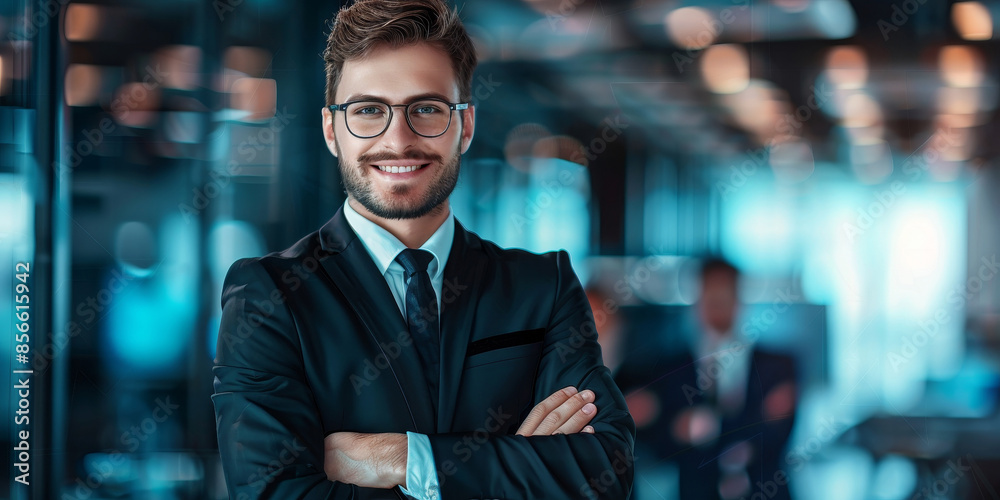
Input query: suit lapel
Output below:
<box><xmin>437</xmin><ymin>220</ymin><xmax>488</xmax><ymax>432</ymax></box>
<box><xmin>316</xmin><ymin>208</ymin><xmax>436</xmax><ymax>433</ymax></box>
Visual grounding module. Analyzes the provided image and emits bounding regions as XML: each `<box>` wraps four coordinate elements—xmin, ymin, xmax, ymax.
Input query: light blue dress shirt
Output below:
<box><xmin>342</xmin><ymin>200</ymin><xmax>451</xmax><ymax>500</ymax></box>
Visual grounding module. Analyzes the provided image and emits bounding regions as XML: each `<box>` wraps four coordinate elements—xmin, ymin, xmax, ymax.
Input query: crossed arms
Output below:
<box><xmin>323</xmin><ymin>386</ymin><xmax>601</xmax><ymax>488</ymax></box>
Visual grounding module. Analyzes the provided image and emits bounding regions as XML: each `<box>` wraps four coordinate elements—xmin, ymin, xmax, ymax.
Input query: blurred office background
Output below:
<box><xmin>3</xmin><ymin>0</ymin><xmax>1000</xmax><ymax>498</ymax></box>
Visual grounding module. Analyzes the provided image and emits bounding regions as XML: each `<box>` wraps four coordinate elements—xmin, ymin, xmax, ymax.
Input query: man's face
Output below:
<box><xmin>322</xmin><ymin>42</ymin><xmax>475</xmax><ymax>220</ymax></box>
<box><xmin>697</xmin><ymin>270</ymin><xmax>739</xmax><ymax>334</ymax></box>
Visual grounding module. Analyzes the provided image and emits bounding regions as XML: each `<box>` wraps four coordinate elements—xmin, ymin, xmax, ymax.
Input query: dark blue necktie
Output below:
<box><xmin>396</xmin><ymin>249</ymin><xmax>440</xmax><ymax>416</ymax></box>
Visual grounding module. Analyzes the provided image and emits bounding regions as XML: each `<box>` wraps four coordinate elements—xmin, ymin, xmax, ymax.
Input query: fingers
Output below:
<box><xmin>515</xmin><ymin>387</ymin><xmax>602</xmax><ymax>436</ymax></box>
<box><xmin>529</xmin><ymin>389</ymin><xmax>596</xmax><ymax>436</ymax></box>
<box><xmin>516</xmin><ymin>386</ymin><xmax>578</xmax><ymax>436</ymax></box>
<box><xmin>548</xmin><ymin>389</ymin><xmax>597</xmax><ymax>435</ymax></box>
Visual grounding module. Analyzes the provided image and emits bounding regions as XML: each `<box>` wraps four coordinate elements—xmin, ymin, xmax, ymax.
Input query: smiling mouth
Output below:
<box><xmin>373</xmin><ymin>163</ymin><xmax>430</xmax><ymax>173</ymax></box>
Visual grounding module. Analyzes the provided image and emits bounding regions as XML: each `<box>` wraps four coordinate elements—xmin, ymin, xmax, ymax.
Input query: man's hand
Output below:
<box><xmin>324</xmin><ymin>432</ymin><xmax>407</xmax><ymax>489</ymax></box>
<box><xmin>516</xmin><ymin>386</ymin><xmax>598</xmax><ymax>436</ymax></box>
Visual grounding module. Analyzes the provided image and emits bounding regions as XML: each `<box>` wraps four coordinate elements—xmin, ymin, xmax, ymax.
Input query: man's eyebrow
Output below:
<box><xmin>406</xmin><ymin>92</ymin><xmax>457</xmax><ymax>103</ymax></box>
<box><xmin>340</xmin><ymin>92</ymin><xmax>458</xmax><ymax>103</ymax></box>
<box><xmin>341</xmin><ymin>93</ymin><xmax>384</xmax><ymax>103</ymax></box>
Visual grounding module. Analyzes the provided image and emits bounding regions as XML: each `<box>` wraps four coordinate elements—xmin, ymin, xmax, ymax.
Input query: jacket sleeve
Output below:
<box><xmin>425</xmin><ymin>251</ymin><xmax>636</xmax><ymax>500</ymax></box>
<box><xmin>211</xmin><ymin>258</ymin><xmax>393</xmax><ymax>499</ymax></box>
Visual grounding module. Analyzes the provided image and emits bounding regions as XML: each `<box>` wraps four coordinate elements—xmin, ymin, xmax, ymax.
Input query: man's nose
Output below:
<box><xmin>379</xmin><ymin>108</ymin><xmax>419</xmax><ymax>150</ymax></box>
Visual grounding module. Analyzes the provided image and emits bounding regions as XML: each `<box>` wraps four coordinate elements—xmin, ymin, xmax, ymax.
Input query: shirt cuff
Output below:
<box><xmin>400</xmin><ymin>431</ymin><xmax>441</xmax><ymax>500</ymax></box>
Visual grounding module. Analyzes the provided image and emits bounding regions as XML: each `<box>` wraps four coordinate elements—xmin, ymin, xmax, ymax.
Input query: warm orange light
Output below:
<box><xmin>231</xmin><ymin>78</ymin><xmax>277</xmax><ymax>121</ymax></box>
<box><xmin>224</xmin><ymin>46</ymin><xmax>271</xmax><ymax>76</ymax></box>
<box><xmin>111</xmin><ymin>82</ymin><xmax>160</xmax><ymax>127</ymax></box>
<box><xmin>825</xmin><ymin>46</ymin><xmax>868</xmax><ymax>89</ymax></box>
<box><xmin>65</xmin><ymin>64</ymin><xmax>102</xmax><ymax>106</ymax></box>
<box><xmin>939</xmin><ymin>45</ymin><xmax>984</xmax><ymax>88</ymax></box>
<box><xmin>665</xmin><ymin>8</ymin><xmax>717</xmax><ymax>50</ymax></box>
<box><xmin>701</xmin><ymin>44</ymin><xmax>749</xmax><ymax>94</ymax></box>
<box><xmin>722</xmin><ymin>81</ymin><xmax>789</xmax><ymax>142</ymax></box>
<box><xmin>65</xmin><ymin>4</ymin><xmax>102</xmax><ymax>41</ymax></box>
<box><xmin>953</xmin><ymin>2</ymin><xmax>993</xmax><ymax>41</ymax></box>
<box><xmin>841</xmin><ymin>92</ymin><xmax>882</xmax><ymax>128</ymax></box>
<box><xmin>156</xmin><ymin>45</ymin><xmax>202</xmax><ymax>90</ymax></box>
<box><xmin>221</xmin><ymin>46</ymin><xmax>272</xmax><ymax>92</ymax></box>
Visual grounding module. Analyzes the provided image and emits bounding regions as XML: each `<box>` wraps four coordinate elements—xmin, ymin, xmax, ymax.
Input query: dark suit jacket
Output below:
<box><xmin>212</xmin><ymin>208</ymin><xmax>635</xmax><ymax>499</ymax></box>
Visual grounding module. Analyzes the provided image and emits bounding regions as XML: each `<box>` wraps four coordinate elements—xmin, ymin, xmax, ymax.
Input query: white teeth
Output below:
<box><xmin>376</xmin><ymin>164</ymin><xmax>423</xmax><ymax>173</ymax></box>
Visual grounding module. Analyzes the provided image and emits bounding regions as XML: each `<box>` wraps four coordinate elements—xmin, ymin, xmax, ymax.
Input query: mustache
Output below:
<box><xmin>358</xmin><ymin>150</ymin><xmax>443</xmax><ymax>164</ymax></box>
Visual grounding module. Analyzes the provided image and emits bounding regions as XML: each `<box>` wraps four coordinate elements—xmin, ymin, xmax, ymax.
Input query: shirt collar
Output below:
<box><xmin>342</xmin><ymin>199</ymin><xmax>454</xmax><ymax>280</ymax></box>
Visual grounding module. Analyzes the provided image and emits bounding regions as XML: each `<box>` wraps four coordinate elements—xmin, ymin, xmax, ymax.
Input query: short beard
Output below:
<box><xmin>336</xmin><ymin>141</ymin><xmax>461</xmax><ymax>220</ymax></box>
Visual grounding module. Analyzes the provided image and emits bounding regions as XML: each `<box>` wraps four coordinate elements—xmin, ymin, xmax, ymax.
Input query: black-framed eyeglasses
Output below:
<box><xmin>327</xmin><ymin>98</ymin><xmax>469</xmax><ymax>139</ymax></box>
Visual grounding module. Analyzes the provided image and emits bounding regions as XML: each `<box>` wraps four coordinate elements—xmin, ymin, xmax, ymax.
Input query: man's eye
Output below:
<box><xmin>351</xmin><ymin>103</ymin><xmax>386</xmax><ymax>117</ymax></box>
<box><xmin>413</xmin><ymin>105</ymin><xmax>442</xmax><ymax>114</ymax></box>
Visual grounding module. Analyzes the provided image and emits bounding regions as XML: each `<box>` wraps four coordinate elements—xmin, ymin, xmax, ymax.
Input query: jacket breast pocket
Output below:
<box><xmin>464</xmin><ymin>340</ymin><xmax>544</xmax><ymax>369</ymax></box>
<box><xmin>457</xmin><ymin>329</ymin><xmax>546</xmax><ymax>433</ymax></box>
<box><xmin>464</xmin><ymin>328</ymin><xmax>545</xmax><ymax>368</ymax></box>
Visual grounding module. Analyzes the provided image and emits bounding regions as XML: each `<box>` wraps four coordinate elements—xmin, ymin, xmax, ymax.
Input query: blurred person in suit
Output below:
<box><xmin>210</xmin><ymin>0</ymin><xmax>634</xmax><ymax>499</ymax></box>
<box><xmin>616</xmin><ymin>257</ymin><xmax>797</xmax><ymax>500</ymax></box>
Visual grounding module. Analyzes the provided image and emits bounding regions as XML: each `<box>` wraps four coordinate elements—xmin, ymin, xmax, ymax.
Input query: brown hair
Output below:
<box><xmin>700</xmin><ymin>256</ymin><xmax>740</xmax><ymax>283</ymax></box>
<box><xmin>322</xmin><ymin>0</ymin><xmax>478</xmax><ymax>106</ymax></box>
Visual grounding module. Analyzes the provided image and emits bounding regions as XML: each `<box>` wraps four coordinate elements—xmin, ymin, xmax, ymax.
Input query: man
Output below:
<box><xmin>615</xmin><ymin>258</ymin><xmax>797</xmax><ymax>500</ymax></box>
<box><xmin>211</xmin><ymin>0</ymin><xmax>635</xmax><ymax>499</ymax></box>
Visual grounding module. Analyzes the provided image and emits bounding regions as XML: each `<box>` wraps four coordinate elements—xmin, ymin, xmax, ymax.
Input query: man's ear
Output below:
<box><xmin>322</xmin><ymin>107</ymin><xmax>338</xmax><ymax>157</ymax></box>
<box><xmin>459</xmin><ymin>104</ymin><xmax>475</xmax><ymax>155</ymax></box>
